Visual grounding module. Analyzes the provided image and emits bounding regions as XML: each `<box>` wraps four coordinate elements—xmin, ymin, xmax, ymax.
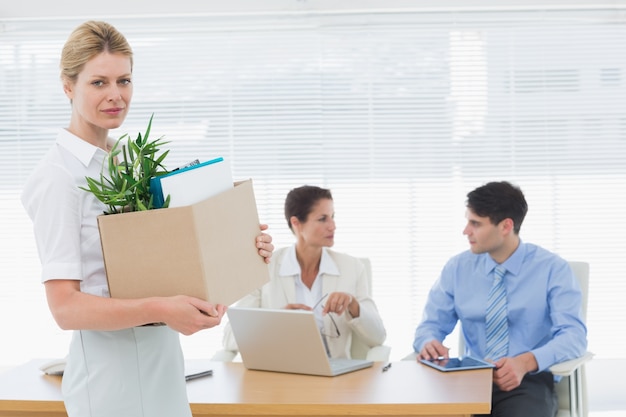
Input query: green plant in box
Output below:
<box><xmin>81</xmin><ymin>114</ymin><xmax>171</xmax><ymax>214</ymax></box>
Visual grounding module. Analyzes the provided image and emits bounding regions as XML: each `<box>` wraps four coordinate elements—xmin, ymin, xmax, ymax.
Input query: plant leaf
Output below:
<box><xmin>81</xmin><ymin>114</ymin><xmax>171</xmax><ymax>214</ymax></box>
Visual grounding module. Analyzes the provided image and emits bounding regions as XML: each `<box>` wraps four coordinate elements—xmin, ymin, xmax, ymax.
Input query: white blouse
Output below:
<box><xmin>22</xmin><ymin>128</ymin><xmax>112</xmax><ymax>297</ymax></box>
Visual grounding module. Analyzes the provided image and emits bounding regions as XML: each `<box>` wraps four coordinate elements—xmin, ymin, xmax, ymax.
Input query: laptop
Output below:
<box><xmin>226</xmin><ymin>307</ymin><xmax>374</xmax><ymax>377</ymax></box>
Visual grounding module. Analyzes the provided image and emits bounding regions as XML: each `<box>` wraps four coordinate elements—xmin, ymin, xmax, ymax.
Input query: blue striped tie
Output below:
<box><xmin>485</xmin><ymin>266</ymin><xmax>508</xmax><ymax>360</ymax></box>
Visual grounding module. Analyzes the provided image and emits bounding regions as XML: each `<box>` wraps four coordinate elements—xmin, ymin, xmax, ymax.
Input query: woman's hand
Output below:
<box><xmin>284</xmin><ymin>303</ymin><xmax>312</xmax><ymax>311</ymax></box>
<box><xmin>323</xmin><ymin>291</ymin><xmax>360</xmax><ymax>318</ymax></box>
<box><xmin>256</xmin><ymin>224</ymin><xmax>274</xmax><ymax>264</ymax></box>
<box><xmin>160</xmin><ymin>295</ymin><xmax>227</xmax><ymax>336</ymax></box>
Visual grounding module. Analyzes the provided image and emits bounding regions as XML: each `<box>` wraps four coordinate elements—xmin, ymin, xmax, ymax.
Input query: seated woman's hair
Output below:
<box><xmin>284</xmin><ymin>185</ymin><xmax>332</xmax><ymax>231</ymax></box>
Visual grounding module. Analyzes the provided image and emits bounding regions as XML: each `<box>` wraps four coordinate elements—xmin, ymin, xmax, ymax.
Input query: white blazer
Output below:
<box><xmin>223</xmin><ymin>246</ymin><xmax>387</xmax><ymax>359</ymax></box>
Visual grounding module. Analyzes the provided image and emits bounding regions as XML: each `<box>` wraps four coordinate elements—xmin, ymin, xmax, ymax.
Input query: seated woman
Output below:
<box><xmin>222</xmin><ymin>185</ymin><xmax>386</xmax><ymax>359</ymax></box>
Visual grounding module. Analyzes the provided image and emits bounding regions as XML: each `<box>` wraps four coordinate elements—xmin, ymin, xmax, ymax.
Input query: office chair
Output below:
<box><xmin>345</xmin><ymin>258</ymin><xmax>391</xmax><ymax>361</ymax></box>
<box><xmin>551</xmin><ymin>261</ymin><xmax>593</xmax><ymax>417</ymax></box>
<box><xmin>402</xmin><ymin>260</ymin><xmax>592</xmax><ymax>417</ymax></box>
<box><xmin>211</xmin><ymin>257</ymin><xmax>391</xmax><ymax>362</ymax></box>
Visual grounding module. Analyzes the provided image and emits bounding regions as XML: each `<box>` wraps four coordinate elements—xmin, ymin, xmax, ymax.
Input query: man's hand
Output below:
<box><xmin>418</xmin><ymin>340</ymin><xmax>449</xmax><ymax>361</ymax></box>
<box><xmin>492</xmin><ymin>352</ymin><xmax>538</xmax><ymax>391</ymax></box>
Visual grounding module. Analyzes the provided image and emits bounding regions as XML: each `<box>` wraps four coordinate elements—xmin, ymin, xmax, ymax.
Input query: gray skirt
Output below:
<box><xmin>62</xmin><ymin>326</ymin><xmax>191</xmax><ymax>417</ymax></box>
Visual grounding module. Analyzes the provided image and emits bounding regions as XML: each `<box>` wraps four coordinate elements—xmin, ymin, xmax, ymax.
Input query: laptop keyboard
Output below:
<box><xmin>329</xmin><ymin>358</ymin><xmax>363</xmax><ymax>372</ymax></box>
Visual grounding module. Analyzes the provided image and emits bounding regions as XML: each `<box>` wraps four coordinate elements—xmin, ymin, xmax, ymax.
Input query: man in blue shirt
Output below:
<box><xmin>413</xmin><ymin>181</ymin><xmax>587</xmax><ymax>417</ymax></box>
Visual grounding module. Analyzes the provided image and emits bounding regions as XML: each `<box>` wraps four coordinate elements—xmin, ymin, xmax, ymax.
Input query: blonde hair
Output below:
<box><xmin>60</xmin><ymin>20</ymin><xmax>133</xmax><ymax>83</ymax></box>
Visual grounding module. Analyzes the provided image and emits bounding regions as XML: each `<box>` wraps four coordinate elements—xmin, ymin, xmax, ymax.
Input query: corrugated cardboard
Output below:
<box><xmin>97</xmin><ymin>179</ymin><xmax>269</xmax><ymax>306</ymax></box>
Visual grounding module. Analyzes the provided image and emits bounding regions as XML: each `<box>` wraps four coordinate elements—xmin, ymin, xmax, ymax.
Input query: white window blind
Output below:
<box><xmin>1</xmin><ymin>9</ymin><xmax>624</xmax><ymax>366</ymax></box>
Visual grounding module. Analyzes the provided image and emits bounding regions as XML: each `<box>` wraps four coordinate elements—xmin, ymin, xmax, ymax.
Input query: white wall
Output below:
<box><xmin>2</xmin><ymin>0</ymin><xmax>625</xmax><ymax>20</ymax></box>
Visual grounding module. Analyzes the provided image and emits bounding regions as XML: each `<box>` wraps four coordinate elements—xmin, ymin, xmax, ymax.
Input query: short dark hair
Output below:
<box><xmin>284</xmin><ymin>185</ymin><xmax>333</xmax><ymax>231</ymax></box>
<box><xmin>466</xmin><ymin>181</ymin><xmax>528</xmax><ymax>234</ymax></box>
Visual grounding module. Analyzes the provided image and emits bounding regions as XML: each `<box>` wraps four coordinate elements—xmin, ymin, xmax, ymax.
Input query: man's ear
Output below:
<box><xmin>501</xmin><ymin>218</ymin><xmax>514</xmax><ymax>234</ymax></box>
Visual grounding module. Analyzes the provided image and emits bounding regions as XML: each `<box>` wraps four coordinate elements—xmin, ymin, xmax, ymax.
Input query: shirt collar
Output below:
<box><xmin>56</xmin><ymin>128</ymin><xmax>112</xmax><ymax>168</ymax></box>
<box><xmin>279</xmin><ymin>245</ymin><xmax>340</xmax><ymax>276</ymax></box>
<box><xmin>485</xmin><ymin>240</ymin><xmax>527</xmax><ymax>276</ymax></box>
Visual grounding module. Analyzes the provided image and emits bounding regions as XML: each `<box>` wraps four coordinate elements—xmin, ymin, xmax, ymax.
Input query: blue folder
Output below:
<box><xmin>150</xmin><ymin>157</ymin><xmax>225</xmax><ymax>208</ymax></box>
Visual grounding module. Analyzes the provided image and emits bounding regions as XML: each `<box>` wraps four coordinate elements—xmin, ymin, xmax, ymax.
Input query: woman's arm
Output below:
<box><xmin>45</xmin><ymin>279</ymin><xmax>226</xmax><ymax>335</ymax></box>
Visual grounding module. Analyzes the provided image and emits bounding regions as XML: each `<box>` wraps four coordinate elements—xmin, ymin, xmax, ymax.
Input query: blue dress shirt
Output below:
<box><xmin>413</xmin><ymin>241</ymin><xmax>587</xmax><ymax>372</ymax></box>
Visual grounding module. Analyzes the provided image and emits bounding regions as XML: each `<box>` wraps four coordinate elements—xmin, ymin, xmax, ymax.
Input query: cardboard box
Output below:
<box><xmin>97</xmin><ymin>179</ymin><xmax>269</xmax><ymax>306</ymax></box>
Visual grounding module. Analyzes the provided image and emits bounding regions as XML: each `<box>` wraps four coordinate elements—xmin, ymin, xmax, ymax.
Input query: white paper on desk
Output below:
<box><xmin>161</xmin><ymin>158</ymin><xmax>233</xmax><ymax>208</ymax></box>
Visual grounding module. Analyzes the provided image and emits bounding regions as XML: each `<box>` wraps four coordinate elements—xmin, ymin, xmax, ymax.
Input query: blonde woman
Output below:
<box><xmin>21</xmin><ymin>21</ymin><xmax>273</xmax><ymax>417</ymax></box>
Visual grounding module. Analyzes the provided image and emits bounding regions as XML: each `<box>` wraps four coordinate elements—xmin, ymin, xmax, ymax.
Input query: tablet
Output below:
<box><xmin>419</xmin><ymin>356</ymin><xmax>496</xmax><ymax>372</ymax></box>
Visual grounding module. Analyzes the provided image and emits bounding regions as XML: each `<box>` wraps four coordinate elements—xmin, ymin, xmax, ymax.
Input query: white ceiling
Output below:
<box><xmin>2</xmin><ymin>0</ymin><xmax>625</xmax><ymax>20</ymax></box>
